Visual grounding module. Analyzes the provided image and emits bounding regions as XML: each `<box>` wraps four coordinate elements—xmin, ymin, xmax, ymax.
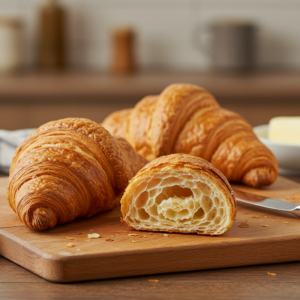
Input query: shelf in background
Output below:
<box><xmin>1</xmin><ymin>71</ymin><xmax>300</xmax><ymax>130</ymax></box>
<box><xmin>0</xmin><ymin>71</ymin><xmax>299</xmax><ymax>102</ymax></box>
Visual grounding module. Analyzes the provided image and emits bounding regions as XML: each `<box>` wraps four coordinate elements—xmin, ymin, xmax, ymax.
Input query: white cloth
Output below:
<box><xmin>0</xmin><ymin>129</ymin><xmax>35</xmax><ymax>174</ymax></box>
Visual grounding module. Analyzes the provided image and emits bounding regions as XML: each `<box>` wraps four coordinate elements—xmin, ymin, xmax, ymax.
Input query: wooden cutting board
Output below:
<box><xmin>1</xmin><ymin>176</ymin><xmax>300</xmax><ymax>283</ymax></box>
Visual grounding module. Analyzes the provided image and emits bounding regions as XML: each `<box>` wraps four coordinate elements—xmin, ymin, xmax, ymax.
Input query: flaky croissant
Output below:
<box><xmin>7</xmin><ymin>118</ymin><xmax>147</xmax><ymax>230</ymax></box>
<box><xmin>102</xmin><ymin>83</ymin><xmax>278</xmax><ymax>187</ymax></box>
<box><xmin>121</xmin><ymin>154</ymin><xmax>236</xmax><ymax>235</ymax></box>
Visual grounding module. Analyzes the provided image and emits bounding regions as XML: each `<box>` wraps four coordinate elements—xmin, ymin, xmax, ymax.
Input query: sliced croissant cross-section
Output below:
<box><xmin>121</xmin><ymin>154</ymin><xmax>237</xmax><ymax>235</ymax></box>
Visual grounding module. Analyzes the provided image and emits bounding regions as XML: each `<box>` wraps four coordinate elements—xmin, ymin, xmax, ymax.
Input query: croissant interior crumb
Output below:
<box><xmin>124</xmin><ymin>171</ymin><xmax>231</xmax><ymax>235</ymax></box>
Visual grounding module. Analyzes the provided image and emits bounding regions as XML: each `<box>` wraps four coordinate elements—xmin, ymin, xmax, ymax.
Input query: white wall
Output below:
<box><xmin>1</xmin><ymin>0</ymin><xmax>300</xmax><ymax>71</ymax></box>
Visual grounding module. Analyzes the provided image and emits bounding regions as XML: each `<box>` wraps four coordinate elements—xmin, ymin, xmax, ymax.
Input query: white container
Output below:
<box><xmin>0</xmin><ymin>17</ymin><xmax>23</xmax><ymax>73</ymax></box>
<box><xmin>254</xmin><ymin>124</ymin><xmax>300</xmax><ymax>175</ymax></box>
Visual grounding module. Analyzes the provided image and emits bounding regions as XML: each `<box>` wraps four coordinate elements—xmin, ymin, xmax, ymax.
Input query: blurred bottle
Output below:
<box><xmin>111</xmin><ymin>27</ymin><xmax>135</xmax><ymax>74</ymax></box>
<box><xmin>0</xmin><ymin>17</ymin><xmax>23</xmax><ymax>73</ymax></box>
<box><xmin>37</xmin><ymin>0</ymin><xmax>66</xmax><ymax>70</ymax></box>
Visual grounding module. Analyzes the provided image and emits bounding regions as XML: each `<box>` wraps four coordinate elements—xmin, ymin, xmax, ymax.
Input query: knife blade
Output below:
<box><xmin>233</xmin><ymin>189</ymin><xmax>300</xmax><ymax>218</ymax></box>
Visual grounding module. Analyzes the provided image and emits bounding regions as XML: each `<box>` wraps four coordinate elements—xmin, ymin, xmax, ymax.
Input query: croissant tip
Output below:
<box><xmin>242</xmin><ymin>167</ymin><xmax>277</xmax><ymax>187</ymax></box>
<box><xmin>23</xmin><ymin>207</ymin><xmax>57</xmax><ymax>231</ymax></box>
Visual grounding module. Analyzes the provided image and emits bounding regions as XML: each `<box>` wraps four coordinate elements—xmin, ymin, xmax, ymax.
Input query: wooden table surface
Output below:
<box><xmin>2</xmin><ymin>255</ymin><xmax>300</xmax><ymax>300</ymax></box>
<box><xmin>1</xmin><ymin>175</ymin><xmax>300</xmax><ymax>299</ymax></box>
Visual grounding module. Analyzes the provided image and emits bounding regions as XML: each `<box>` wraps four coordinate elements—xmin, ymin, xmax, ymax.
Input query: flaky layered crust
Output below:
<box><xmin>121</xmin><ymin>154</ymin><xmax>237</xmax><ymax>235</ymax></box>
<box><xmin>102</xmin><ymin>83</ymin><xmax>278</xmax><ymax>187</ymax></box>
<box><xmin>8</xmin><ymin>118</ymin><xmax>148</xmax><ymax>230</ymax></box>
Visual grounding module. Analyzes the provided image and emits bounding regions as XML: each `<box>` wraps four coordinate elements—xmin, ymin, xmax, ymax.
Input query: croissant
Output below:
<box><xmin>102</xmin><ymin>83</ymin><xmax>278</xmax><ymax>187</ymax></box>
<box><xmin>7</xmin><ymin>118</ymin><xmax>148</xmax><ymax>230</ymax></box>
<box><xmin>121</xmin><ymin>154</ymin><xmax>236</xmax><ymax>235</ymax></box>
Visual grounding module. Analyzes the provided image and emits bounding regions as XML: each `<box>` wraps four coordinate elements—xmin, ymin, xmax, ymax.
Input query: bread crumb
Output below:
<box><xmin>66</xmin><ymin>243</ymin><xmax>75</xmax><ymax>248</ymax></box>
<box><xmin>164</xmin><ymin>234</ymin><xmax>169</xmax><ymax>237</ymax></box>
<box><xmin>67</xmin><ymin>237</ymin><xmax>75</xmax><ymax>240</ymax></box>
<box><xmin>143</xmin><ymin>235</ymin><xmax>148</xmax><ymax>238</ymax></box>
<box><xmin>262</xmin><ymin>224</ymin><xmax>269</xmax><ymax>227</ymax></box>
<box><xmin>239</xmin><ymin>220</ymin><xmax>249</xmax><ymax>228</ymax></box>
<box><xmin>264</xmin><ymin>216</ymin><xmax>268</xmax><ymax>218</ymax></box>
<box><xmin>131</xmin><ymin>240</ymin><xmax>139</xmax><ymax>243</ymax></box>
<box><xmin>88</xmin><ymin>233</ymin><xmax>100</xmax><ymax>239</ymax></box>
<box><xmin>106</xmin><ymin>239</ymin><xmax>114</xmax><ymax>242</ymax></box>
<box><xmin>267</xmin><ymin>272</ymin><xmax>276</xmax><ymax>276</ymax></box>
<box><xmin>77</xmin><ymin>249</ymin><xmax>81</xmax><ymax>251</ymax></box>
<box><xmin>285</xmin><ymin>194</ymin><xmax>300</xmax><ymax>201</ymax></box>
<box><xmin>283</xmin><ymin>222</ymin><xmax>289</xmax><ymax>224</ymax></box>
<box><xmin>149</xmin><ymin>279</ymin><xmax>159</xmax><ymax>283</ymax></box>
<box><xmin>252</xmin><ymin>216</ymin><xmax>259</xmax><ymax>219</ymax></box>
<box><xmin>128</xmin><ymin>234</ymin><xmax>138</xmax><ymax>236</ymax></box>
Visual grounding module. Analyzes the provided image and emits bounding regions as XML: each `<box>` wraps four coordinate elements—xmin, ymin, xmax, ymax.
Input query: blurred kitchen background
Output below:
<box><xmin>0</xmin><ymin>0</ymin><xmax>299</xmax><ymax>130</ymax></box>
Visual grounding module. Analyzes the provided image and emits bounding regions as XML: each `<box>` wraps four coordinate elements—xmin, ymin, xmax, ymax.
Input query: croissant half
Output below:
<box><xmin>121</xmin><ymin>154</ymin><xmax>236</xmax><ymax>235</ymax></box>
<box><xmin>102</xmin><ymin>83</ymin><xmax>278</xmax><ymax>187</ymax></box>
<box><xmin>7</xmin><ymin>118</ymin><xmax>148</xmax><ymax>230</ymax></box>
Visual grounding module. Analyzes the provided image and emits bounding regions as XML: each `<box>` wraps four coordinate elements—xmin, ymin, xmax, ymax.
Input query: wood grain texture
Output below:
<box><xmin>2</xmin><ymin>280</ymin><xmax>300</xmax><ymax>300</ymax></box>
<box><xmin>2</xmin><ymin>255</ymin><xmax>300</xmax><ymax>300</ymax></box>
<box><xmin>1</xmin><ymin>176</ymin><xmax>300</xmax><ymax>282</ymax></box>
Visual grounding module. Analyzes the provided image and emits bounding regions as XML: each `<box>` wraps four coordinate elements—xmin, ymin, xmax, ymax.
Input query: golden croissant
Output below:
<box><xmin>121</xmin><ymin>154</ymin><xmax>236</xmax><ymax>235</ymax></box>
<box><xmin>7</xmin><ymin>118</ymin><xmax>148</xmax><ymax>230</ymax></box>
<box><xmin>102</xmin><ymin>83</ymin><xmax>278</xmax><ymax>187</ymax></box>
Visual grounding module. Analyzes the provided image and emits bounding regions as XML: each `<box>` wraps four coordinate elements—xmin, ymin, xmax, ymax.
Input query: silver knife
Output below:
<box><xmin>233</xmin><ymin>189</ymin><xmax>300</xmax><ymax>218</ymax></box>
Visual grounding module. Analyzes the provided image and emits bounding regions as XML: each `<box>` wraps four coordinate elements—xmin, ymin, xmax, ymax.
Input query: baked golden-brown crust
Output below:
<box><xmin>121</xmin><ymin>154</ymin><xmax>237</xmax><ymax>235</ymax></box>
<box><xmin>102</xmin><ymin>83</ymin><xmax>278</xmax><ymax>187</ymax></box>
<box><xmin>8</xmin><ymin>118</ymin><xmax>148</xmax><ymax>231</ymax></box>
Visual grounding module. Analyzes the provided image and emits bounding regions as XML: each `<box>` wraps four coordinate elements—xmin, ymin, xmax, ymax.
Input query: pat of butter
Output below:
<box><xmin>269</xmin><ymin>117</ymin><xmax>300</xmax><ymax>145</ymax></box>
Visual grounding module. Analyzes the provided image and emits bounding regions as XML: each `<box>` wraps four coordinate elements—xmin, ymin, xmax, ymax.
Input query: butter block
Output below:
<box><xmin>269</xmin><ymin>117</ymin><xmax>300</xmax><ymax>145</ymax></box>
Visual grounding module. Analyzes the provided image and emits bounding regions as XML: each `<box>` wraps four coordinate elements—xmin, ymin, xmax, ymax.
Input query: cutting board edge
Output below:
<box><xmin>2</xmin><ymin>227</ymin><xmax>300</xmax><ymax>283</ymax></box>
<box><xmin>0</xmin><ymin>228</ymin><xmax>68</xmax><ymax>282</ymax></box>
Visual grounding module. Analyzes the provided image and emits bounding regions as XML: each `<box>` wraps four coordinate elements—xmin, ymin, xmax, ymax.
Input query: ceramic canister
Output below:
<box><xmin>0</xmin><ymin>17</ymin><xmax>23</xmax><ymax>73</ymax></box>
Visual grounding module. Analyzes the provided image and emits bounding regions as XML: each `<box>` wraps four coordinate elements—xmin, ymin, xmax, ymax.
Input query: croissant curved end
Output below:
<box><xmin>242</xmin><ymin>167</ymin><xmax>278</xmax><ymax>188</ymax></box>
<box><xmin>8</xmin><ymin>118</ymin><xmax>147</xmax><ymax>230</ymax></box>
<box><xmin>21</xmin><ymin>206</ymin><xmax>58</xmax><ymax>231</ymax></box>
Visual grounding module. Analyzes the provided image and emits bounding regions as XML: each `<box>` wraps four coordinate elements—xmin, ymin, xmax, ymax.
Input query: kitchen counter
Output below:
<box><xmin>1</xmin><ymin>71</ymin><xmax>300</xmax><ymax>130</ymax></box>
<box><xmin>0</xmin><ymin>71</ymin><xmax>300</xmax><ymax>102</ymax></box>
<box><xmin>2</xmin><ymin>174</ymin><xmax>300</xmax><ymax>300</ymax></box>
<box><xmin>1</xmin><ymin>73</ymin><xmax>300</xmax><ymax>298</ymax></box>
